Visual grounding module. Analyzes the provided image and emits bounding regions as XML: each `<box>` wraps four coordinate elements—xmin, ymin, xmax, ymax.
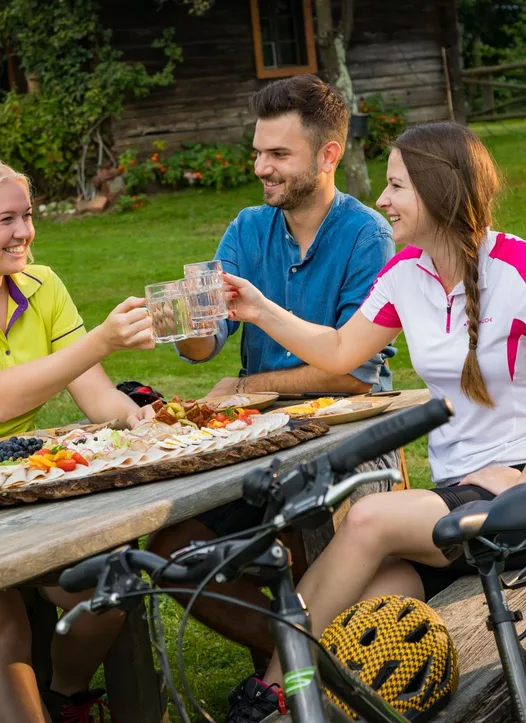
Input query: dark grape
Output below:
<box><xmin>0</xmin><ymin>436</ymin><xmax>44</xmax><ymax>462</ymax></box>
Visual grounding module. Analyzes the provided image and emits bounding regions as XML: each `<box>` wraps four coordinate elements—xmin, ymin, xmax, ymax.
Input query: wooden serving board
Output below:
<box><xmin>0</xmin><ymin>420</ymin><xmax>329</xmax><ymax>507</ymax></box>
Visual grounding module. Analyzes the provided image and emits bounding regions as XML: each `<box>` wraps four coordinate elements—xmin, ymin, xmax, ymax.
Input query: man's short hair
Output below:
<box><xmin>249</xmin><ymin>74</ymin><xmax>349</xmax><ymax>156</ymax></box>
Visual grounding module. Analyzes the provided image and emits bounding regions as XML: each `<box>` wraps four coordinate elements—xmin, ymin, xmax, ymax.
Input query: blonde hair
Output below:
<box><xmin>0</xmin><ymin>161</ymin><xmax>32</xmax><ymax>196</ymax></box>
<box><xmin>0</xmin><ymin>161</ymin><xmax>34</xmax><ymax>264</ymax></box>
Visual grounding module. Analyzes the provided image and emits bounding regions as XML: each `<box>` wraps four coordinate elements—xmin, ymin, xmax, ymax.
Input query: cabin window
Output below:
<box><xmin>250</xmin><ymin>0</ymin><xmax>317</xmax><ymax>79</ymax></box>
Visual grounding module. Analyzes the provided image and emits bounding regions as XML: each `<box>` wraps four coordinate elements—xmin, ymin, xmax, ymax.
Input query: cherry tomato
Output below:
<box><xmin>56</xmin><ymin>459</ymin><xmax>77</xmax><ymax>472</ymax></box>
<box><xmin>72</xmin><ymin>452</ymin><xmax>89</xmax><ymax>466</ymax></box>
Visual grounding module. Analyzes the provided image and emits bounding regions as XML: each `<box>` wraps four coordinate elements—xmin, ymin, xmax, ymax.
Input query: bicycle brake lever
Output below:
<box><xmin>56</xmin><ymin>600</ymin><xmax>94</xmax><ymax>635</ymax></box>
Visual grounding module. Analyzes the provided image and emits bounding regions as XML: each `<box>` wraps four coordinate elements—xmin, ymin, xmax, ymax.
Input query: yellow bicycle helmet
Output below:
<box><xmin>320</xmin><ymin>595</ymin><xmax>459</xmax><ymax>721</ymax></box>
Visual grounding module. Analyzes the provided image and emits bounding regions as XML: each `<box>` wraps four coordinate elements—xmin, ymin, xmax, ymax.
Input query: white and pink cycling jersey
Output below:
<box><xmin>360</xmin><ymin>230</ymin><xmax>526</xmax><ymax>486</ymax></box>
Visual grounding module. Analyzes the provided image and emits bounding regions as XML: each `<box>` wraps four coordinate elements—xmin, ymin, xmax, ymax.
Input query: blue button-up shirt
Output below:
<box><xmin>180</xmin><ymin>189</ymin><xmax>396</xmax><ymax>388</ymax></box>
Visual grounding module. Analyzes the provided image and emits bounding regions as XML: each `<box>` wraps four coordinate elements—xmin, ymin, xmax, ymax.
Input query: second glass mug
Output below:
<box><xmin>183</xmin><ymin>259</ymin><xmax>228</xmax><ymax>322</ymax></box>
<box><xmin>145</xmin><ymin>280</ymin><xmax>219</xmax><ymax>343</ymax></box>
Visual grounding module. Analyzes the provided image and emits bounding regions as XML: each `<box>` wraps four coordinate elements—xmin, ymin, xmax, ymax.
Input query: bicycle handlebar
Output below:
<box><xmin>327</xmin><ymin>398</ymin><xmax>453</xmax><ymax>474</ymax></box>
<box><xmin>59</xmin><ymin>549</ymin><xmax>191</xmax><ymax>593</ymax></box>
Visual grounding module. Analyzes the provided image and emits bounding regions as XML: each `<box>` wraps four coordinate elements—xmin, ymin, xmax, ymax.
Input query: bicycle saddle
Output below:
<box><xmin>433</xmin><ymin>484</ymin><xmax>526</xmax><ymax>548</ymax></box>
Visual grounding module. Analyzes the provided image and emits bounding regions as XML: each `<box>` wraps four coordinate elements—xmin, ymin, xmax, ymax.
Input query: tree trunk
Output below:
<box><xmin>314</xmin><ymin>0</ymin><xmax>371</xmax><ymax>198</ymax></box>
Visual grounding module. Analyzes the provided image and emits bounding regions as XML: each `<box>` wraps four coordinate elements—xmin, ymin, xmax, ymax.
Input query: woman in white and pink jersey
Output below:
<box><xmin>222</xmin><ymin>122</ymin><xmax>526</xmax><ymax>699</ymax></box>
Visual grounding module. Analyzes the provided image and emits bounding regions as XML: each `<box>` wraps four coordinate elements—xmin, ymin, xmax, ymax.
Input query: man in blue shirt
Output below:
<box><xmin>149</xmin><ymin>76</ymin><xmax>397</xmax><ymax>706</ymax></box>
<box><xmin>175</xmin><ymin>78</ymin><xmax>394</xmax><ymax>395</ymax></box>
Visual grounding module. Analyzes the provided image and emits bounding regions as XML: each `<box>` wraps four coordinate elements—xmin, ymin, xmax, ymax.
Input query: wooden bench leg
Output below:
<box><xmin>23</xmin><ymin>588</ymin><xmax>57</xmax><ymax>687</ymax></box>
<box><xmin>104</xmin><ymin>599</ymin><xmax>170</xmax><ymax>722</ymax></box>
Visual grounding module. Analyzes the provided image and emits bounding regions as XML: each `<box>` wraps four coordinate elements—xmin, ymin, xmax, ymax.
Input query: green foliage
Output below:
<box><xmin>118</xmin><ymin>141</ymin><xmax>256</xmax><ymax>194</ymax></box>
<box><xmin>114</xmin><ymin>193</ymin><xmax>148</xmax><ymax>213</ymax></box>
<box><xmin>458</xmin><ymin>0</ymin><xmax>526</xmax><ymax>67</ymax></box>
<box><xmin>0</xmin><ymin>1</ymin><xmax>182</xmax><ymax>197</ymax></box>
<box><xmin>358</xmin><ymin>94</ymin><xmax>407</xmax><ymax>159</ymax></box>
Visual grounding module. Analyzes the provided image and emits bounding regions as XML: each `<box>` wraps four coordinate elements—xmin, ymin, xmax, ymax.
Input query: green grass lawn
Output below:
<box><xmin>31</xmin><ymin>120</ymin><xmax>526</xmax><ymax>719</ymax></box>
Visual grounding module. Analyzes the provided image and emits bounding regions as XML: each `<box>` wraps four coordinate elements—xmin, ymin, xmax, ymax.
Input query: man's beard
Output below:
<box><xmin>263</xmin><ymin>163</ymin><xmax>320</xmax><ymax>210</ymax></box>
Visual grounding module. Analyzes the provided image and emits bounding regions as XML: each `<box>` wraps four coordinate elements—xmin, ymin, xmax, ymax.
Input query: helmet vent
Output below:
<box><xmin>359</xmin><ymin>627</ymin><xmax>377</xmax><ymax>647</ymax></box>
<box><xmin>402</xmin><ymin>656</ymin><xmax>433</xmax><ymax>696</ymax></box>
<box><xmin>373</xmin><ymin>600</ymin><xmax>389</xmax><ymax>612</ymax></box>
<box><xmin>397</xmin><ymin>604</ymin><xmax>415</xmax><ymax>621</ymax></box>
<box><xmin>437</xmin><ymin>646</ymin><xmax>453</xmax><ymax>690</ymax></box>
<box><xmin>346</xmin><ymin>659</ymin><xmax>364</xmax><ymax>672</ymax></box>
<box><xmin>405</xmin><ymin>621</ymin><xmax>430</xmax><ymax>644</ymax></box>
<box><xmin>342</xmin><ymin>609</ymin><xmax>358</xmax><ymax>627</ymax></box>
<box><xmin>370</xmin><ymin>661</ymin><xmax>399</xmax><ymax>691</ymax></box>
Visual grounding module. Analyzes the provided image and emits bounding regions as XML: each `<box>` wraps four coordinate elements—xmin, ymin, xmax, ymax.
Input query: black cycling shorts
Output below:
<box><xmin>412</xmin><ymin>465</ymin><xmax>526</xmax><ymax>601</ymax></box>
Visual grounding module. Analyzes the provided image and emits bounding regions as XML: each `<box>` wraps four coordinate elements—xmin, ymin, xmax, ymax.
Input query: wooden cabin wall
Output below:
<box><xmin>101</xmin><ymin>1</ymin><xmax>259</xmax><ymax>154</ymax></box>
<box><xmin>348</xmin><ymin>0</ymin><xmax>463</xmax><ymax>124</ymax></box>
<box><xmin>102</xmin><ymin>0</ymin><xmax>462</xmax><ymax>155</ymax></box>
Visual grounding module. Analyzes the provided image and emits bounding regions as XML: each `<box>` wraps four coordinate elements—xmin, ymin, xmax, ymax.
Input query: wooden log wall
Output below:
<box><xmin>101</xmin><ymin>0</ymin><xmax>463</xmax><ymax>155</ymax></box>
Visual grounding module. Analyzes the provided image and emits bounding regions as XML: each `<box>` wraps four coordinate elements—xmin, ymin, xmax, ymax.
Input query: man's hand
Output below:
<box><xmin>207</xmin><ymin>377</ymin><xmax>239</xmax><ymax>397</ymax></box>
<box><xmin>126</xmin><ymin>404</ymin><xmax>155</xmax><ymax>429</ymax></box>
<box><xmin>458</xmin><ymin>465</ymin><xmax>522</xmax><ymax>496</ymax></box>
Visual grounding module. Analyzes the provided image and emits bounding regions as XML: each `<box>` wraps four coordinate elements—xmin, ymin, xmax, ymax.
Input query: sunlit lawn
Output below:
<box><xmin>31</xmin><ymin>119</ymin><xmax>526</xmax><ymax>719</ymax></box>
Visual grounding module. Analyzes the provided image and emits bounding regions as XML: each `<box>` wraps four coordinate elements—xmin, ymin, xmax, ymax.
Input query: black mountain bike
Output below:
<box><xmin>55</xmin><ymin>399</ymin><xmax>526</xmax><ymax>723</ymax></box>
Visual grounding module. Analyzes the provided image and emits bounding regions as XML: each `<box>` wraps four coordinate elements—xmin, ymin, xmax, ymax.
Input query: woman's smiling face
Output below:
<box><xmin>0</xmin><ymin>179</ymin><xmax>34</xmax><ymax>277</ymax></box>
<box><xmin>376</xmin><ymin>148</ymin><xmax>437</xmax><ymax>248</ymax></box>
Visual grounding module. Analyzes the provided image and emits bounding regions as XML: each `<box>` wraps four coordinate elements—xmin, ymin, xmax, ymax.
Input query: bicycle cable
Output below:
<box><xmin>175</xmin><ymin>526</ymin><xmax>276</xmax><ymax>722</ymax></box>
<box><xmin>147</xmin><ymin>592</ymin><xmax>192</xmax><ymax>723</ymax></box>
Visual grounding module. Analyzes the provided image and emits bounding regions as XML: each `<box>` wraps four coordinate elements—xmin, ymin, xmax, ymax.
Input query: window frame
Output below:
<box><xmin>249</xmin><ymin>0</ymin><xmax>318</xmax><ymax>79</ymax></box>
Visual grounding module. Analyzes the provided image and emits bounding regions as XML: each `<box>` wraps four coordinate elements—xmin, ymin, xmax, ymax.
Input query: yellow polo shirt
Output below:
<box><xmin>0</xmin><ymin>265</ymin><xmax>86</xmax><ymax>438</ymax></box>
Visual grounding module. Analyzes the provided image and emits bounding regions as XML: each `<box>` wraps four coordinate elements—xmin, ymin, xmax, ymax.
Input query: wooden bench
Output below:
<box><xmin>263</xmin><ymin>571</ymin><xmax>526</xmax><ymax>723</ymax></box>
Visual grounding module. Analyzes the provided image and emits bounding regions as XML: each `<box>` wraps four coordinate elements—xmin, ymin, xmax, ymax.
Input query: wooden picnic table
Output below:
<box><xmin>0</xmin><ymin>388</ymin><xmax>429</xmax><ymax>722</ymax></box>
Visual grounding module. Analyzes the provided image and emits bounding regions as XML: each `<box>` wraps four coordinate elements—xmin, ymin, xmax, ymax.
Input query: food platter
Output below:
<box><xmin>272</xmin><ymin>397</ymin><xmax>394</xmax><ymax>426</ymax></box>
<box><xmin>0</xmin><ymin>394</ymin><xmax>329</xmax><ymax>506</ymax></box>
<box><xmin>198</xmin><ymin>392</ymin><xmax>279</xmax><ymax>412</ymax></box>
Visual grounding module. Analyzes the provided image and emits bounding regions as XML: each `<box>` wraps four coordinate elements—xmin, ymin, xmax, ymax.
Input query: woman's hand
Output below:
<box><xmin>98</xmin><ymin>297</ymin><xmax>154</xmax><ymax>353</ymax></box>
<box><xmin>127</xmin><ymin>403</ymin><xmax>155</xmax><ymax>429</ymax></box>
<box><xmin>458</xmin><ymin>465</ymin><xmax>522</xmax><ymax>496</ymax></box>
<box><xmin>223</xmin><ymin>272</ymin><xmax>267</xmax><ymax>324</ymax></box>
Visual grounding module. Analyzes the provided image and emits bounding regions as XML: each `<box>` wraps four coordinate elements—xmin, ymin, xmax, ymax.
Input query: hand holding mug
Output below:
<box><xmin>223</xmin><ymin>272</ymin><xmax>266</xmax><ymax>324</ymax></box>
<box><xmin>99</xmin><ymin>297</ymin><xmax>154</xmax><ymax>353</ymax></box>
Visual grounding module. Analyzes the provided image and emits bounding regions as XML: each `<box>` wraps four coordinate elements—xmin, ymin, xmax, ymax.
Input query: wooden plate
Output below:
<box><xmin>271</xmin><ymin>398</ymin><xmax>393</xmax><ymax>425</ymax></box>
<box><xmin>199</xmin><ymin>392</ymin><xmax>279</xmax><ymax>412</ymax></box>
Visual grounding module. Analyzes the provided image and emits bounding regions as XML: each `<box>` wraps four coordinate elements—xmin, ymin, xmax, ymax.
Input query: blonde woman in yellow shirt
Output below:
<box><xmin>0</xmin><ymin>162</ymin><xmax>154</xmax><ymax>722</ymax></box>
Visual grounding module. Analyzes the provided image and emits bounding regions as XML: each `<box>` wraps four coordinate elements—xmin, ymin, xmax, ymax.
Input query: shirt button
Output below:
<box><xmin>5</xmin><ymin>350</ymin><xmax>10</xmax><ymax>356</ymax></box>
<box><xmin>286</xmin><ymin>351</ymin><xmax>291</xmax><ymax>357</ymax></box>
<box><xmin>291</xmin><ymin>267</ymin><xmax>297</xmax><ymax>273</ymax></box>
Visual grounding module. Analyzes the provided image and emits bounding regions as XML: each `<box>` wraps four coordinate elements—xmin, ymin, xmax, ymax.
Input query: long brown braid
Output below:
<box><xmin>393</xmin><ymin>123</ymin><xmax>500</xmax><ymax>407</ymax></box>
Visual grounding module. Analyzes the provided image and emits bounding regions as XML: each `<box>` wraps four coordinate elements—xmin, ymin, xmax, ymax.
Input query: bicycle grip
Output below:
<box><xmin>327</xmin><ymin>398</ymin><xmax>453</xmax><ymax>475</ymax></box>
<box><xmin>59</xmin><ymin>554</ymin><xmax>109</xmax><ymax>593</ymax></box>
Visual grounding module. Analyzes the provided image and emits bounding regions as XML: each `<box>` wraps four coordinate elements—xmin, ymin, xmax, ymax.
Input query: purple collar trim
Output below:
<box><xmin>5</xmin><ymin>276</ymin><xmax>29</xmax><ymax>336</ymax></box>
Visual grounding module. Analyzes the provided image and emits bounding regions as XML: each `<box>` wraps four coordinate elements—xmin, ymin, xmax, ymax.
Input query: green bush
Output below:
<box><xmin>118</xmin><ymin>140</ymin><xmax>256</xmax><ymax>194</ymax></box>
<box><xmin>358</xmin><ymin>94</ymin><xmax>407</xmax><ymax>159</ymax></box>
